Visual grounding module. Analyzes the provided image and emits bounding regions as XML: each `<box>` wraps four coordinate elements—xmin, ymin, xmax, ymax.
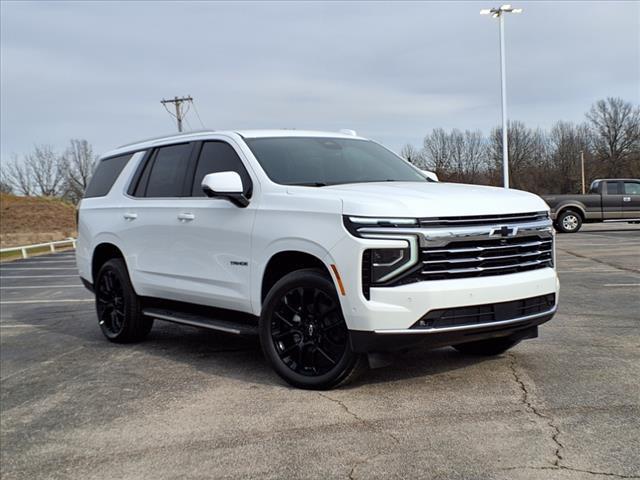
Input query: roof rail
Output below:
<box><xmin>117</xmin><ymin>130</ymin><xmax>216</xmax><ymax>149</ymax></box>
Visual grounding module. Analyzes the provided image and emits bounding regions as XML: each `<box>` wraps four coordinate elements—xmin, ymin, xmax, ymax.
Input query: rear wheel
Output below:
<box><xmin>259</xmin><ymin>269</ymin><xmax>365</xmax><ymax>389</ymax></box>
<box><xmin>453</xmin><ymin>336</ymin><xmax>521</xmax><ymax>356</ymax></box>
<box><xmin>556</xmin><ymin>209</ymin><xmax>582</xmax><ymax>233</ymax></box>
<box><xmin>95</xmin><ymin>258</ymin><xmax>153</xmax><ymax>343</ymax></box>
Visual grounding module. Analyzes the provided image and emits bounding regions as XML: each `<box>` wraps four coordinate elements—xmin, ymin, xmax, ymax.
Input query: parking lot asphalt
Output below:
<box><xmin>1</xmin><ymin>224</ymin><xmax>639</xmax><ymax>480</ymax></box>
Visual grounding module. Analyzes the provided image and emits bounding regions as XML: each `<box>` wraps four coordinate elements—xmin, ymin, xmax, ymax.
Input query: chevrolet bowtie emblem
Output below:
<box><xmin>491</xmin><ymin>225</ymin><xmax>518</xmax><ymax>237</ymax></box>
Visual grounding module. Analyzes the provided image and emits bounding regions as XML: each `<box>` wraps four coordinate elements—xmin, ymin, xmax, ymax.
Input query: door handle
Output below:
<box><xmin>123</xmin><ymin>213</ymin><xmax>138</xmax><ymax>220</ymax></box>
<box><xmin>177</xmin><ymin>213</ymin><xmax>195</xmax><ymax>221</ymax></box>
<box><xmin>623</xmin><ymin>196</ymin><xmax>631</xmax><ymax>202</ymax></box>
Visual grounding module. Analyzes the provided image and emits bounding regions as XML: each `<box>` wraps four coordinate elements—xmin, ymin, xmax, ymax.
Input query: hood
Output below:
<box><xmin>319</xmin><ymin>182</ymin><xmax>548</xmax><ymax>217</ymax></box>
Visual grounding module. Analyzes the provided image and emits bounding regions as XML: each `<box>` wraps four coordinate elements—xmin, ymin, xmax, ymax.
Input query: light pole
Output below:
<box><xmin>481</xmin><ymin>4</ymin><xmax>522</xmax><ymax>188</ymax></box>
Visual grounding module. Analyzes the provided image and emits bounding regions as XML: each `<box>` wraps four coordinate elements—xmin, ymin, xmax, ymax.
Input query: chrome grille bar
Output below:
<box><xmin>420</xmin><ymin>258</ymin><xmax>549</xmax><ymax>276</ymax></box>
<box><xmin>423</xmin><ymin>249</ymin><xmax>550</xmax><ymax>264</ymax></box>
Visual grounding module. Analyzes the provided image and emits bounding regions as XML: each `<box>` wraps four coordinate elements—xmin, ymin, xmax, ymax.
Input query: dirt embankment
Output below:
<box><xmin>0</xmin><ymin>194</ymin><xmax>77</xmax><ymax>248</ymax></box>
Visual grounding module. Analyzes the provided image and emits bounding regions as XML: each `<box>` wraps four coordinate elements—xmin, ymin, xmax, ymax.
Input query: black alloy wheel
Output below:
<box><xmin>260</xmin><ymin>269</ymin><xmax>365</xmax><ymax>389</ymax></box>
<box><xmin>271</xmin><ymin>286</ymin><xmax>347</xmax><ymax>376</ymax></box>
<box><xmin>96</xmin><ymin>269</ymin><xmax>126</xmax><ymax>338</ymax></box>
<box><xmin>94</xmin><ymin>258</ymin><xmax>152</xmax><ymax>343</ymax></box>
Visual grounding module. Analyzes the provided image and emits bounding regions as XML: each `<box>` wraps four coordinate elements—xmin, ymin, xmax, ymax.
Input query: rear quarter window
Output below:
<box><xmin>84</xmin><ymin>153</ymin><xmax>133</xmax><ymax>198</ymax></box>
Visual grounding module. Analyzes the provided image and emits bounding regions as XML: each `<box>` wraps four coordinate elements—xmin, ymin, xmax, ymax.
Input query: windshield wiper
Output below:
<box><xmin>288</xmin><ymin>182</ymin><xmax>328</xmax><ymax>187</ymax></box>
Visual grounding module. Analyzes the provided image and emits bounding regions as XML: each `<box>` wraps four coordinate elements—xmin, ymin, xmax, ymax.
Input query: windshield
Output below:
<box><xmin>245</xmin><ymin>137</ymin><xmax>427</xmax><ymax>186</ymax></box>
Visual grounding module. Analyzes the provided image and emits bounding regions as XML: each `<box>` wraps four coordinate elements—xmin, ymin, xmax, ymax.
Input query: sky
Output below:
<box><xmin>1</xmin><ymin>0</ymin><xmax>639</xmax><ymax>161</ymax></box>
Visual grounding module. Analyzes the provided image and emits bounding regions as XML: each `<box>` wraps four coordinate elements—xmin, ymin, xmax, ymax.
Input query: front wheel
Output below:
<box><xmin>259</xmin><ymin>269</ymin><xmax>365</xmax><ymax>389</ymax></box>
<box><xmin>556</xmin><ymin>209</ymin><xmax>582</xmax><ymax>233</ymax></box>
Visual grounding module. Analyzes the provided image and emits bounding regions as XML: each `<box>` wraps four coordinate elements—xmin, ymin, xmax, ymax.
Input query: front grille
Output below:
<box><xmin>419</xmin><ymin>234</ymin><xmax>553</xmax><ymax>281</ymax></box>
<box><xmin>418</xmin><ymin>211</ymin><xmax>548</xmax><ymax>228</ymax></box>
<box><xmin>411</xmin><ymin>293</ymin><xmax>556</xmax><ymax>330</ymax></box>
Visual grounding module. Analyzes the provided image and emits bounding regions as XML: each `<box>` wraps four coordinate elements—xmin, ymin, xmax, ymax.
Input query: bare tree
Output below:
<box><xmin>448</xmin><ymin>129</ymin><xmax>487</xmax><ymax>183</ymax></box>
<box><xmin>546</xmin><ymin>121</ymin><xmax>590</xmax><ymax>193</ymax></box>
<box><xmin>399</xmin><ymin>143</ymin><xmax>424</xmax><ymax>167</ymax></box>
<box><xmin>1</xmin><ymin>146</ymin><xmax>67</xmax><ymax>197</ymax></box>
<box><xmin>64</xmin><ymin>139</ymin><xmax>97</xmax><ymax>203</ymax></box>
<box><xmin>422</xmin><ymin>128</ymin><xmax>452</xmax><ymax>177</ymax></box>
<box><xmin>0</xmin><ymin>175</ymin><xmax>13</xmax><ymax>194</ymax></box>
<box><xmin>489</xmin><ymin>121</ymin><xmax>548</xmax><ymax>191</ymax></box>
<box><xmin>27</xmin><ymin>145</ymin><xmax>67</xmax><ymax>197</ymax></box>
<box><xmin>2</xmin><ymin>154</ymin><xmax>35</xmax><ymax>195</ymax></box>
<box><xmin>586</xmin><ymin>97</ymin><xmax>640</xmax><ymax>177</ymax></box>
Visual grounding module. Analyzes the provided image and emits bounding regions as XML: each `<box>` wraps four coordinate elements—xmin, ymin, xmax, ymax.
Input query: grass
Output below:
<box><xmin>0</xmin><ymin>245</ymin><xmax>75</xmax><ymax>263</ymax></box>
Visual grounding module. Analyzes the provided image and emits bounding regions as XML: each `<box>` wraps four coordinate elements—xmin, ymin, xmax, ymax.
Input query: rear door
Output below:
<box><xmin>602</xmin><ymin>180</ymin><xmax>625</xmax><ymax>220</ymax></box>
<box><xmin>119</xmin><ymin>142</ymin><xmax>195</xmax><ymax>297</ymax></box>
<box><xmin>622</xmin><ymin>180</ymin><xmax>640</xmax><ymax>219</ymax></box>
<box><xmin>161</xmin><ymin>139</ymin><xmax>257</xmax><ymax>312</ymax></box>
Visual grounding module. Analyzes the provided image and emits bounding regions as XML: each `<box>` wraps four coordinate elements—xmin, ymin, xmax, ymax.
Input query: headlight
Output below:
<box><xmin>362</xmin><ymin>235</ymin><xmax>419</xmax><ymax>285</ymax></box>
<box><xmin>370</xmin><ymin>247</ymin><xmax>410</xmax><ymax>283</ymax></box>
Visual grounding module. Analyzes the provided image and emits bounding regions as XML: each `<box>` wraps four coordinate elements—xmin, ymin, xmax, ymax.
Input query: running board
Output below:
<box><xmin>142</xmin><ymin>308</ymin><xmax>259</xmax><ymax>336</ymax></box>
<box><xmin>603</xmin><ymin>218</ymin><xmax>640</xmax><ymax>223</ymax></box>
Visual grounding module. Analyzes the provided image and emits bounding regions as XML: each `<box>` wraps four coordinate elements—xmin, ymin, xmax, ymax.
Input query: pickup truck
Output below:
<box><xmin>543</xmin><ymin>178</ymin><xmax>640</xmax><ymax>233</ymax></box>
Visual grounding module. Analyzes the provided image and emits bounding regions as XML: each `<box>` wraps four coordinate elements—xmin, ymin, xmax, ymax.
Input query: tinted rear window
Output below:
<box><xmin>145</xmin><ymin>143</ymin><xmax>192</xmax><ymax>197</ymax></box>
<box><xmin>84</xmin><ymin>153</ymin><xmax>133</xmax><ymax>198</ymax></box>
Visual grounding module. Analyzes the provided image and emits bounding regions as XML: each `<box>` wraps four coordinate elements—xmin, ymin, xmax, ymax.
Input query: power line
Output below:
<box><xmin>190</xmin><ymin>99</ymin><xmax>206</xmax><ymax>129</ymax></box>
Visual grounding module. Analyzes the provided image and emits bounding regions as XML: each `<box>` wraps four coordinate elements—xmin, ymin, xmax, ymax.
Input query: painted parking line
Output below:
<box><xmin>0</xmin><ymin>275</ymin><xmax>79</xmax><ymax>278</ymax></box>
<box><xmin>0</xmin><ymin>299</ymin><xmax>93</xmax><ymax>305</ymax></box>
<box><xmin>0</xmin><ymin>285</ymin><xmax>84</xmax><ymax>289</ymax></box>
<box><xmin>11</xmin><ymin>261</ymin><xmax>77</xmax><ymax>264</ymax></box>
<box><xmin>0</xmin><ymin>267</ymin><xmax>78</xmax><ymax>270</ymax></box>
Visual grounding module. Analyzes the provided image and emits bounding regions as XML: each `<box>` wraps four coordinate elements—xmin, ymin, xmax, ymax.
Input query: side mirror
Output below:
<box><xmin>421</xmin><ymin>170</ymin><xmax>439</xmax><ymax>182</ymax></box>
<box><xmin>201</xmin><ymin>171</ymin><xmax>250</xmax><ymax>208</ymax></box>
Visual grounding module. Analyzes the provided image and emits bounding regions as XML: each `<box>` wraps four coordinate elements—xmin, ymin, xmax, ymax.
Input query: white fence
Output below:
<box><xmin>0</xmin><ymin>238</ymin><xmax>77</xmax><ymax>259</ymax></box>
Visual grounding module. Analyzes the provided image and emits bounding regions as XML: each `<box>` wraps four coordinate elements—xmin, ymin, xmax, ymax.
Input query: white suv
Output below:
<box><xmin>77</xmin><ymin>130</ymin><xmax>559</xmax><ymax>389</ymax></box>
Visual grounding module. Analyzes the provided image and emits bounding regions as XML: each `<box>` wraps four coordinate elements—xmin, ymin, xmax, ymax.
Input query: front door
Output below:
<box><xmin>166</xmin><ymin>140</ymin><xmax>257</xmax><ymax>313</ymax></box>
<box><xmin>622</xmin><ymin>180</ymin><xmax>640</xmax><ymax>219</ymax></box>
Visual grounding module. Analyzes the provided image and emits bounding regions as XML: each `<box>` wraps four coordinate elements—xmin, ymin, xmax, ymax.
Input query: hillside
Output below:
<box><xmin>0</xmin><ymin>194</ymin><xmax>77</xmax><ymax>248</ymax></box>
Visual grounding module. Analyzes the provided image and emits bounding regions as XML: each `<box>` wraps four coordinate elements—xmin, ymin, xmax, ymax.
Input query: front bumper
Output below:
<box><xmin>349</xmin><ymin>307</ymin><xmax>555</xmax><ymax>353</ymax></box>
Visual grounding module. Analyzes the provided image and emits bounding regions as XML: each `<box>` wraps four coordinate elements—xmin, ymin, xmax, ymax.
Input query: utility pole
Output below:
<box><xmin>580</xmin><ymin>150</ymin><xmax>586</xmax><ymax>194</ymax></box>
<box><xmin>160</xmin><ymin>96</ymin><xmax>193</xmax><ymax>132</ymax></box>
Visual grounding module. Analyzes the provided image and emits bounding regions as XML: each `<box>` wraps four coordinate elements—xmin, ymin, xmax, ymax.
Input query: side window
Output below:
<box><xmin>191</xmin><ymin>141</ymin><xmax>252</xmax><ymax>197</ymax></box>
<box><xmin>84</xmin><ymin>153</ymin><xmax>133</xmax><ymax>198</ymax></box>
<box><xmin>606</xmin><ymin>181</ymin><xmax>621</xmax><ymax>195</ymax></box>
<box><xmin>623</xmin><ymin>182</ymin><xmax>640</xmax><ymax>195</ymax></box>
<box><xmin>144</xmin><ymin>143</ymin><xmax>192</xmax><ymax>197</ymax></box>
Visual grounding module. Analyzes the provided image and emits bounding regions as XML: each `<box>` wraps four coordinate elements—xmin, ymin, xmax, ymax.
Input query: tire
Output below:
<box><xmin>453</xmin><ymin>336</ymin><xmax>521</xmax><ymax>356</ymax></box>
<box><xmin>94</xmin><ymin>258</ymin><xmax>153</xmax><ymax>343</ymax></box>
<box><xmin>259</xmin><ymin>268</ymin><xmax>366</xmax><ymax>390</ymax></box>
<box><xmin>556</xmin><ymin>209</ymin><xmax>582</xmax><ymax>233</ymax></box>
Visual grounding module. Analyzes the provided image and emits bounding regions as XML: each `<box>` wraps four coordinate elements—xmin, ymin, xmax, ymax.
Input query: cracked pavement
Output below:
<box><xmin>1</xmin><ymin>223</ymin><xmax>639</xmax><ymax>479</ymax></box>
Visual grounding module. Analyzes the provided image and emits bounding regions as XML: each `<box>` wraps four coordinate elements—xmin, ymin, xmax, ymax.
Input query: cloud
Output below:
<box><xmin>1</xmin><ymin>0</ymin><xmax>638</xmax><ymax>161</ymax></box>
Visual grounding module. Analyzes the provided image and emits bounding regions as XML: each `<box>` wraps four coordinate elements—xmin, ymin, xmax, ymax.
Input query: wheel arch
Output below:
<box><xmin>556</xmin><ymin>203</ymin><xmax>586</xmax><ymax>221</ymax></box>
<box><xmin>260</xmin><ymin>250</ymin><xmax>333</xmax><ymax>305</ymax></box>
<box><xmin>92</xmin><ymin>242</ymin><xmax>126</xmax><ymax>283</ymax></box>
